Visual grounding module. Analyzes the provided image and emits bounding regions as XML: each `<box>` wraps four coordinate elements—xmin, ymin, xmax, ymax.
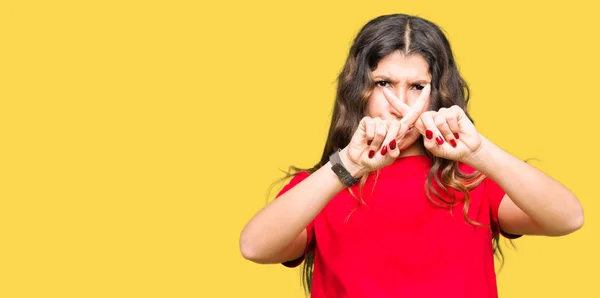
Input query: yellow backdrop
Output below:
<box><xmin>1</xmin><ymin>0</ymin><xmax>597</xmax><ymax>297</ymax></box>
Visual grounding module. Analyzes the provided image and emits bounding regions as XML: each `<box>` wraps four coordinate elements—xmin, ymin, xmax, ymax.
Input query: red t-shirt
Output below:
<box><xmin>275</xmin><ymin>155</ymin><xmax>520</xmax><ymax>298</ymax></box>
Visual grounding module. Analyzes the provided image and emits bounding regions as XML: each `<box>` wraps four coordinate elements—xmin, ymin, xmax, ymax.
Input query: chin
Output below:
<box><xmin>398</xmin><ymin>129</ymin><xmax>422</xmax><ymax>152</ymax></box>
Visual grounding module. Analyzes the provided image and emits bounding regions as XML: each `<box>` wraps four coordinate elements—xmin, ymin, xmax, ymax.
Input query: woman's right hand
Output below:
<box><xmin>341</xmin><ymin>84</ymin><xmax>431</xmax><ymax>176</ymax></box>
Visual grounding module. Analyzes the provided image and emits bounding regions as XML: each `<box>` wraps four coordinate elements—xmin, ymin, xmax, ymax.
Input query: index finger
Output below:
<box><xmin>399</xmin><ymin>84</ymin><xmax>431</xmax><ymax>127</ymax></box>
<box><xmin>382</xmin><ymin>88</ymin><xmax>412</xmax><ymax>116</ymax></box>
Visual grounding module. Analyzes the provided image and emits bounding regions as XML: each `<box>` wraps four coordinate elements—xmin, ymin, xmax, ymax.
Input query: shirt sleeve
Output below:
<box><xmin>274</xmin><ymin>171</ymin><xmax>316</xmax><ymax>268</ymax></box>
<box><xmin>486</xmin><ymin>176</ymin><xmax>523</xmax><ymax>239</ymax></box>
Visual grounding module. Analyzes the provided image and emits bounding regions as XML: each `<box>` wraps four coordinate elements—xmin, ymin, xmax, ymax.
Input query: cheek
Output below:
<box><xmin>366</xmin><ymin>93</ymin><xmax>389</xmax><ymax>117</ymax></box>
<box><xmin>408</xmin><ymin>92</ymin><xmax>421</xmax><ymax>107</ymax></box>
<box><xmin>366</xmin><ymin>95</ymin><xmax>380</xmax><ymax>116</ymax></box>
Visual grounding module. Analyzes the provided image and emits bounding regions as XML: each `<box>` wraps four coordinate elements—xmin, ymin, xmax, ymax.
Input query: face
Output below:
<box><xmin>367</xmin><ymin>51</ymin><xmax>431</xmax><ymax>153</ymax></box>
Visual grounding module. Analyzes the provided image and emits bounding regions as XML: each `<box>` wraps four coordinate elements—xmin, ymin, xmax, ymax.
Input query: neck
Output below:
<box><xmin>398</xmin><ymin>141</ymin><xmax>426</xmax><ymax>158</ymax></box>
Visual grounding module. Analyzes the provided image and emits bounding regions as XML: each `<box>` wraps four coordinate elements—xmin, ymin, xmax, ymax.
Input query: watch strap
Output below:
<box><xmin>329</xmin><ymin>149</ymin><xmax>359</xmax><ymax>187</ymax></box>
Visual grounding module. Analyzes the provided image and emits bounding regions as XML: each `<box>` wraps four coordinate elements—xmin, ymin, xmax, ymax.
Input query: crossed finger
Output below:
<box><xmin>382</xmin><ymin>84</ymin><xmax>431</xmax><ymax>129</ymax></box>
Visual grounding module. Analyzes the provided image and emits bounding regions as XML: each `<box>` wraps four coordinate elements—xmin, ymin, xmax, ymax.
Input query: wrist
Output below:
<box><xmin>463</xmin><ymin>136</ymin><xmax>496</xmax><ymax>170</ymax></box>
<box><xmin>339</xmin><ymin>148</ymin><xmax>367</xmax><ymax>178</ymax></box>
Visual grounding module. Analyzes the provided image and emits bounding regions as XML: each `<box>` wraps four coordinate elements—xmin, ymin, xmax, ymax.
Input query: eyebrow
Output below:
<box><xmin>372</xmin><ymin>75</ymin><xmax>430</xmax><ymax>84</ymax></box>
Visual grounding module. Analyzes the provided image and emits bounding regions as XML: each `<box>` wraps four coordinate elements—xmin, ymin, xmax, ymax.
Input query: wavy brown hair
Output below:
<box><xmin>276</xmin><ymin>14</ymin><xmax>506</xmax><ymax>295</ymax></box>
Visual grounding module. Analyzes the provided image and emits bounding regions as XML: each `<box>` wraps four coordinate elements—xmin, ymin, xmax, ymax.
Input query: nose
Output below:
<box><xmin>389</xmin><ymin>88</ymin><xmax>408</xmax><ymax>117</ymax></box>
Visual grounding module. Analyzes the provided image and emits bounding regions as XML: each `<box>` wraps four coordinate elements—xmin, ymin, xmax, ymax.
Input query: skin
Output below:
<box><xmin>366</xmin><ymin>51</ymin><xmax>431</xmax><ymax>157</ymax></box>
<box><xmin>356</xmin><ymin>50</ymin><xmax>584</xmax><ymax>237</ymax></box>
<box><xmin>239</xmin><ymin>50</ymin><xmax>584</xmax><ymax>265</ymax></box>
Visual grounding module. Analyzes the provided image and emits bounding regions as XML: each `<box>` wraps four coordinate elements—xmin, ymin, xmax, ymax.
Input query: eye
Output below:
<box><xmin>412</xmin><ymin>84</ymin><xmax>425</xmax><ymax>91</ymax></box>
<box><xmin>375</xmin><ymin>80</ymin><xmax>390</xmax><ymax>88</ymax></box>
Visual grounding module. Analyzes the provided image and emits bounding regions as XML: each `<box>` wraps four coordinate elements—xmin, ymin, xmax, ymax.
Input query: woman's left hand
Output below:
<box><xmin>414</xmin><ymin>106</ymin><xmax>483</xmax><ymax>162</ymax></box>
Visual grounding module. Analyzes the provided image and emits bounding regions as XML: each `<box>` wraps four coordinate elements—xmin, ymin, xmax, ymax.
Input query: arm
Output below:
<box><xmin>465</xmin><ymin>136</ymin><xmax>584</xmax><ymax>236</ymax></box>
<box><xmin>239</xmin><ymin>150</ymin><xmax>366</xmax><ymax>264</ymax></box>
<box><xmin>240</xmin><ymin>92</ymin><xmax>431</xmax><ymax>264</ymax></box>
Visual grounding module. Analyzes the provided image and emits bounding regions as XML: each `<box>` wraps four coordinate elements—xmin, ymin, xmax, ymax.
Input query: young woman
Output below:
<box><xmin>239</xmin><ymin>13</ymin><xmax>584</xmax><ymax>298</ymax></box>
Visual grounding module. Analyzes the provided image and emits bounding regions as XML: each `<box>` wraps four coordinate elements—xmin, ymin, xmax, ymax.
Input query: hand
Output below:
<box><xmin>414</xmin><ymin>105</ymin><xmax>483</xmax><ymax>162</ymax></box>
<box><xmin>342</xmin><ymin>84</ymin><xmax>431</xmax><ymax>176</ymax></box>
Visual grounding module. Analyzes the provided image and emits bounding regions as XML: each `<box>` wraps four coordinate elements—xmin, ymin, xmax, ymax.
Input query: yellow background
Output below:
<box><xmin>1</xmin><ymin>0</ymin><xmax>598</xmax><ymax>297</ymax></box>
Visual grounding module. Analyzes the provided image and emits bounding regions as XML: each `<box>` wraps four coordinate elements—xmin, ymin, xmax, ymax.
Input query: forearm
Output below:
<box><xmin>465</xmin><ymin>136</ymin><xmax>583</xmax><ymax>235</ymax></box>
<box><xmin>240</xmin><ymin>149</ymin><xmax>365</xmax><ymax>262</ymax></box>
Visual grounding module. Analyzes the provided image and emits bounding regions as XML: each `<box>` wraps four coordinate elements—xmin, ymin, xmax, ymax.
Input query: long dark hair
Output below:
<box><xmin>278</xmin><ymin>14</ymin><xmax>505</xmax><ymax>295</ymax></box>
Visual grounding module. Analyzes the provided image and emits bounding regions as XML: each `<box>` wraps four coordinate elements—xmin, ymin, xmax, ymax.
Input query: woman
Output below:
<box><xmin>239</xmin><ymin>13</ymin><xmax>583</xmax><ymax>298</ymax></box>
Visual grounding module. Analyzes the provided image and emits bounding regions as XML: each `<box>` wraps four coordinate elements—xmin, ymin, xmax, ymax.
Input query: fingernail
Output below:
<box><xmin>367</xmin><ymin>140</ymin><xmax>372</xmax><ymax>146</ymax></box>
<box><xmin>381</xmin><ymin>145</ymin><xmax>388</xmax><ymax>155</ymax></box>
<box><xmin>369</xmin><ymin>150</ymin><xmax>375</xmax><ymax>158</ymax></box>
<box><xmin>426</xmin><ymin>130</ymin><xmax>433</xmax><ymax>140</ymax></box>
<box><xmin>389</xmin><ymin>139</ymin><xmax>397</xmax><ymax>150</ymax></box>
<box><xmin>436</xmin><ymin>136</ymin><xmax>444</xmax><ymax>145</ymax></box>
<box><xmin>454</xmin><ymin>133</ymin><xmax>460</xmax><ymax>139</ymax></box>
<box><xmin>450</xmin><ymin>139</ymin><xmax>457</xmax><ymax>147</ymax></box>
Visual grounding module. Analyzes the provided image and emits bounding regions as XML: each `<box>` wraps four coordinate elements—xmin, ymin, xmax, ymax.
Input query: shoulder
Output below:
<box><xmin>292</xmin><ymin>171</ymin><xmax>311</xmax><ymax>180</ymax></box>
<box><xmin>287</xmin><ymin>171</ymin><xmax>311</xmax><ymax>186</ymax></box>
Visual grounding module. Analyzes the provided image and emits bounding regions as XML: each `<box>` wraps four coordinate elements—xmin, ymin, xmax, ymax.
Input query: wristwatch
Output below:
<box><xmin>329</xmin><ymin>149</ymin><xmax>360</xmax><ymax>187</ymax></box>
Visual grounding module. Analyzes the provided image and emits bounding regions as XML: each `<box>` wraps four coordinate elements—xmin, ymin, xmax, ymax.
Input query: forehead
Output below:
<box><xmin>372</xmin><ymin>51</ymin><xmax>430</xmax><ymax>79</ymax></box>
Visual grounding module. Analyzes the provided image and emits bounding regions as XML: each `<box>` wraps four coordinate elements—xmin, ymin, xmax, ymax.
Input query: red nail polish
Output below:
<box><xmin>454</xmin><ymin>133</ymin><xmax>460</xmax><ymax>139</ymax></box>
<box><xmin>369</xmin><ymin>150</ymin><xmax>375</xmax><ymax>158</ymax></box>
<box><xmin>389</xmin><ymin>139</ymin><xmax>397</xmax><ymax>150</ymax></box>
<box><xmin>436</xmin><ymin>136</ymin><xmax>444</xmax><ymax>145</ymax></box>
<box><xmin>426</xmin><ymin>130</ymin><xmax>433</xmax><ymax>140</ymax></box>
<box><xmin>367</xmin><ymin>140</ymin><xmax>372</xmax><ymax>146</ymax></box>
<box><xmin>381</xmin><ymin>145</ymin><xmax>388</xmax><ymax>155</ymax></box>
<box><xmin>450</xmin><ymin>139</ymin><xmax>457</xmax><ymax>147</ymax></box>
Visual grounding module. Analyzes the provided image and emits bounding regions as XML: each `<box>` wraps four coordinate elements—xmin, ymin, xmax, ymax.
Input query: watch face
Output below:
<box><xmin>331</xmin><ymin>163</ymin><xmax>356</xmax><ymax>186</ymax></box>
<box><xmin>332</xmin><ymin>163</ymin><xmax>346</xmax><ymax>176</ymax></box>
